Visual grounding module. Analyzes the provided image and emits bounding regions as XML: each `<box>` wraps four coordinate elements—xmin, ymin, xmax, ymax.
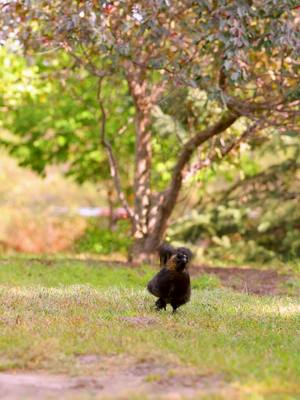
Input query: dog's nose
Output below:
<box><xmin>177</xmin><ymin>253</ymin><xmax>188</xmax><ymax>262</ymax></box>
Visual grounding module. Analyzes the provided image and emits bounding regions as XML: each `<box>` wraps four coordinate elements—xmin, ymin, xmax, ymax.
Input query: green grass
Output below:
<box><xmin>0</xmin><ymin>258</ymin><xmax>153</xmax><ymax>288</ymax></box>
<box><xmin>0</xmin><ymin>258</ymin><xmax>300</xmax><ymax>399</ymax></box>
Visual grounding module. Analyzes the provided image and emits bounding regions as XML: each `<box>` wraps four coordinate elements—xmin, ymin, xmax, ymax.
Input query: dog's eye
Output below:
<box><xmin>177</xmin><ymin>253</ymin><xmax>188</xmax><ymax>261</ymax></box>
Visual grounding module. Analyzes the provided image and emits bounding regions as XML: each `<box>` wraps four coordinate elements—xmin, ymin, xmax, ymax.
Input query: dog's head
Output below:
<box><xmin>167</xmin><ymin>247</ymin><xmax>193</xmax><ymax>271</ymax></box>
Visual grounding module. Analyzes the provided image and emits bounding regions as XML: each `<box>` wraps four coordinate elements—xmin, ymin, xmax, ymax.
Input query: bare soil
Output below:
<box><xmin>0</xmin><ymin>356</ymin><xmax>234</xmax><ymax>400</ymax></box>
<box><xmin>191</xmin><ymin>265</ymin><xmax>289</xmax><ymax>295</ymax></box>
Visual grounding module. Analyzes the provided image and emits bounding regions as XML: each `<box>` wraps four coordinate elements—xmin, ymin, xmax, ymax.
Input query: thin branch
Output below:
<box><xmin>67</xmin><ymin>46</ymin><xmax>108</xmax><ymax>78</ymax></box>
<box><xmin>217</xmin><ymin>59</ymin><xmax>298</xmax><ymax>117</ymax></box>
<box><xmin>149</xmin><ymin>111</ymin><xmax>240</xmax><ymax>240</ymax></box>
<box><xmin>97</xmin><ymin>79</ymin><xmax>134</xmax><ymax>222</ymax></box>
<box><xmin>183</xmin><ymin>120</ymin><xmax>261</xmax><ymax>182</ymax></box>
<box><xmin>168</xmin><ymin>111</ymin><xmax>240</xmax><ymax>196</ymax></box>
<box><xmin>117</xmin><ymin>117</ymin><xmax>134</xmax><ymax>136</ymax></box>
<box><xmin>36</xmin><ymin>46</ymin><xmax>61</xmax><ymax>55</ymax></box>
<box><xmin>218</xmin><ymin>64</ymin><xmax>226</xmax><ymax>91</ymax></box>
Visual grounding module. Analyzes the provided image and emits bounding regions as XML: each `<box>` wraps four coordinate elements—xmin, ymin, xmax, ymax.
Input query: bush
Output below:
<box><xmin>74</xmin><ymin>219</ymin><xmax>132</xmax><ymax>255</ymax></box>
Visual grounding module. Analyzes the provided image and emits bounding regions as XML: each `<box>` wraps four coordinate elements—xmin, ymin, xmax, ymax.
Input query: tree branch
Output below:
<box><xmin>167</xmin><ymin>112</ymin><xmax>240</xmax><ymax>201</ymax></box>
<box><xmin>183</xmin><ymin>120</ymin><xmax>261</xmax><ymax>182</ymax></box>
<box><xmin>67</xmin><ymin>46</ymin><xmax>108</xmax><ymax>78</ymax></box>
<box><xmin>217</xmin><ymin>60</ymin><xmax>297</xmax><ymax>117</ymax></box>
<box><xmin>97</xmin><ymin>79</ymin><xmax>134</xmax><ymax>223</ymax></box>
<box><xmin>149</xmin><ymin>111</ymin><xmax>240</xmax><ymax>240</ymax></box>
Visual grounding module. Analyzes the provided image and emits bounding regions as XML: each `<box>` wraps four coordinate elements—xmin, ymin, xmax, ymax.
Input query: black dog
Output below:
<box><xmin>147</xmin><ymin>244</ymin><xmax>192</xmax><ymax>313</ymax></box>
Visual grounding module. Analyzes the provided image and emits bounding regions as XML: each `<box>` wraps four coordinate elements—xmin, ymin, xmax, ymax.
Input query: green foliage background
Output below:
<box><xmin>0</xmin><ymin>47</ymin><xmax>300</xmax><ymax>263</ymax></box>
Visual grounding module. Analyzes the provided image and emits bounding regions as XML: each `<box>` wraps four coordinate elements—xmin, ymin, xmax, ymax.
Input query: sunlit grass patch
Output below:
<box><xmin>0</xmin><ymin>258</ymin><xmax>154</xmax><ymax>288</ymax></box>
<box><xmin>0</xmin><ymin>285</ymin><xmax>300</xmax><ymax>382</ymax></box>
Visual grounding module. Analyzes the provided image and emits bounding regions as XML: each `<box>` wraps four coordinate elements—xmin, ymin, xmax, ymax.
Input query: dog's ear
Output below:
<box><xmin>158</xmin><ymin>243</ymin><xmax>175</xmax><ymax>266</ymax></box>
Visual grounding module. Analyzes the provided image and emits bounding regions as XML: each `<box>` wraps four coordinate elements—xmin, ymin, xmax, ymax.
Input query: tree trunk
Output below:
<box><xmin>128</xmin><ymin>232</ymin><xmax>162</xmax><ymax>264</ymax></box>
<box><xmin>125</xmin><ymin>63</ymin><xmax>153</xmax><ymax>261</ymax></box>
<box><xmin>132</xmin><ymin>107</ymin><xmax>152</xmax><ymax>239</ymax></box>
<box><xmin>125</xmin><ymin>62</ymin><xmax>240</xmax><ymax>264</ymax></box>
<box><xmin>129</xmin><ymin>112</ymin><xmax>240</xmax><ymax>263</ymax></box>
<box><xmin>107</xmin><ymin>185</ymin><xmax>116</xmax><ymax>231</ymax></box>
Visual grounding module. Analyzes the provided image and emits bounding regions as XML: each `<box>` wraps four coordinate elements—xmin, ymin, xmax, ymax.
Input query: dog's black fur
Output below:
<box><xmin>147</xmin><ymin>244</ymin><xmax>192</xmax><ymax>312</ymax></box>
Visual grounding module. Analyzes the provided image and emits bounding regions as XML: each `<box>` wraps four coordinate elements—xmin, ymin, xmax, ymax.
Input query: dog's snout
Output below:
<box><xmin>176</xmin><ymin>253</ymin><xmax>188</xmax><ymax>262</ymax></box>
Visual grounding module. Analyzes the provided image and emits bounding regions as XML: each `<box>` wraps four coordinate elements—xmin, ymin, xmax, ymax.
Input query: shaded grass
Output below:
<box><xmin>0</xmin><ymin>258</ymin><xmax>300</xmax><ymax>399</ymax></box>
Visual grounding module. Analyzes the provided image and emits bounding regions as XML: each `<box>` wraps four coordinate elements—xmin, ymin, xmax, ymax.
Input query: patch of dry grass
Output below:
<box><xmin>0</xmin><ymin>150</ymin><xmax>100</xmax><ymax>253</ymax></box>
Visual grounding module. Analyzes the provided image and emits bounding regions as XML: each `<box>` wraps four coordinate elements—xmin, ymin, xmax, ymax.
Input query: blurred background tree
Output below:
<box><xmin>0</xmin><ymin>1</ymin><xmax>299</xmax><ymax>261</ymax></box>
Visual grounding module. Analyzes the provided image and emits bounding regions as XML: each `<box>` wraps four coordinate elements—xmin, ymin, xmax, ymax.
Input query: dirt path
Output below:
<box><xmin>191</xmin><ymin>265</ymin><xmax>288</xmax><ymax>295</ymax></box>
<box><xmin>0</xmin><ymin>356</ymin><xmax>234</xmax><ymax>400</ymax></box>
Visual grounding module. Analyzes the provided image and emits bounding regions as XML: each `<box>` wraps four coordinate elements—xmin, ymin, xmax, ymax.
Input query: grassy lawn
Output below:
<box><xmin>0</xmin><ymin>258</ymin><xmax>300</xmax><ymax>399</ymax></box>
